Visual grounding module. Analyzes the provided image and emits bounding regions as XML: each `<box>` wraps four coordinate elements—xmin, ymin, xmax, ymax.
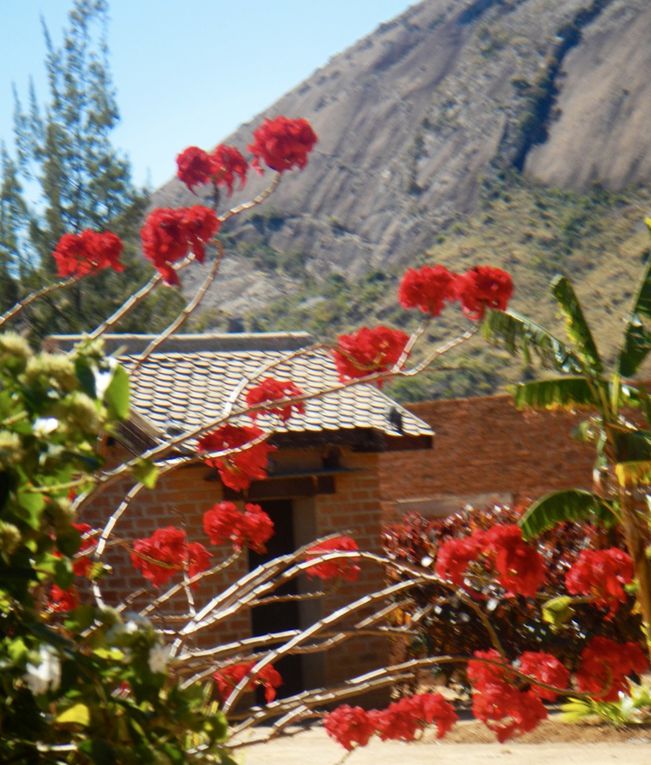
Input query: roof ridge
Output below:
<box><xmin>47</xmin><ymin>332</ymin><xmax>314</xmax><ymax>354</ymax></box>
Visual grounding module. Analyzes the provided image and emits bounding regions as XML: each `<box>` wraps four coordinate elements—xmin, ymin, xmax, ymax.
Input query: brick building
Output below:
<box><xmin>50</xmin><ymin>332</ymin><xmax>596</xmax><ymax>696</ymax></box>
<box><xmin>50</xmin><ymin>332</ymin><xmax>433</xmax><ymax>695</ymax></box>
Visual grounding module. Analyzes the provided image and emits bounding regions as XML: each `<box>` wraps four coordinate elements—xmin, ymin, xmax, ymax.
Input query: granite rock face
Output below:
<box><xmin>150</xmin><ymin>0</ymin><xmax>651</xmax><ymax>315</ymax></box>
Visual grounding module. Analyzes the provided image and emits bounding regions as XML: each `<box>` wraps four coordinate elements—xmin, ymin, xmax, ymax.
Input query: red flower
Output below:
<box><xmin>131</xmin><ymin>526</ymin><xmax>210</xmax><ymax>587</ymax></box>
<box><xmin>176</xmin><ymin>146</ymin><xmax>214</xmax><ymax>190</ymax></box>
<box><xmin>203</xmin><ymin>501</ymin><xmax>274</xmax><ymax>553</ymax></box>
<box><xmin>323</xmin><ymin>705</ymin><xmax>375</xmax><ymax>751</ymax></box>
<box><xmin>410</xmin><ymin>693</ymin><xmax>458</xmax><ymax>738</ymax></box>
<box><xmin>197</xmin><ymin>424</ymin><xmax>276</xmax><ymax>492</ymax></box>
<box><xmin>213</xmin><ymin>661</ymin><xmax>282</xmax><ymax>703</ymax></box>
<box><xmin>576</xmin><ymin>636</ymin><xmax>648</xmax><ymax>701</ymax></box>
<box><xmin>187</xmin><ymin>542</ymin><xmax>211</xmax><ymax>580</ymax></box>
<box><xmin>246</xmin><ymin>377</ymin><xmax>305</xmax><ymax>422</ymax></box>
<box><xmin>373</xmin><ymin>694</ymin><xmax>457</xmax><ymax>742</ymax></box>
<box><xmin>53</xmin><ymin>230</ymin><xmax>123</xmax><ymax>278</ymax></box>
<box><xmin>519</xmin><ymin>652</ymin><xmax>570</xmax><ymax>701</ymax></box>
<box><xmin>398</xmin><ymin>264</ymin><xmax>458</xmax><ymax>317</ymax></box>
<box><xmin>467</xmin><ymin>649</ymin><xmax>509</xmax><ymax>691</ymax></box>
<box><xmin>140</xmin><ymin>205</ymin><xmax>219</xmax><ymax>285</ymax></box>
<box><xmin>48</xmin><ymin>584</ymin><xmax>79</xmax><ymax>613</ymax></box>
<box><xmin>483</xmin><ymin>524</ymin><xmax>546</xmax><ymax>597</ymax></box>
<box><xmin>305</xmin><ymin>536</ymin><xmax>360</xmax><ymax>581</ymax></box>
<box><xmin>435</xmin><ymin>532</ymin><xmax>485</xmax><ymax>586</ymax></box>
<box><xmin>176</xmin><ymin>144</ymin><xmax>248</xmax><ymax>195</ymax></box>
<box><xmin>371</xmin><ymin>697</ymin><xmax>422</xmax><ymax>742</ymax></box>
<box><xmin>472</xmin><ymin>681</ymin><xmax>547</xmax><ymax>742</ymax></box>
<box><xmin>248</xmin><ymin>116</ymin><xmax>317</xmax><ymax>173</ymax></box>
<box><xmin>456</xmin><ymin>266</ymin><xmax>513</xmax><ymax>320</ymax></box>
<box><xmin>210</xmin><ymin>144</ymin><xmax>248</xmax><ymax>195</ymax></box>
<box><xmin>240</xmin><ymin>503</ymin><xmax>275</xmax><ymax>553</ymax></box>
<box><xmin>565</xmin><ymin>547</ymin><xmax>633</xmax><ymax>617</ymax></box>
<box><xmin>333</xmin><ymin>326</ymin><xmax>409</xmax><ymax>385</ymax></box>
<box><xmin>71</xmin><ymin>522</ymin><xmax>97</xmax><ymax>577</ymax></box>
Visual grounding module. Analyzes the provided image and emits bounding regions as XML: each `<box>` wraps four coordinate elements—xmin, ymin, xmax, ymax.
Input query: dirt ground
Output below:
<box><xmin>237</xmin><ymin>719</ymin><xmax>651</xmax><ymax>765</ymax></box>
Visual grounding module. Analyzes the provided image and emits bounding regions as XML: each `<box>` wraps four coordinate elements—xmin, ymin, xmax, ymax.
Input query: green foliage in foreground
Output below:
<box><xmin>0</xmin><ymin>334</ymin><xmax>229</xmax><ymax>763</ymax></box>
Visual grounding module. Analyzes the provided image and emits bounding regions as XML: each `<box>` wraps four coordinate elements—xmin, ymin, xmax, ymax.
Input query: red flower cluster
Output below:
<box><xmin>323</xmin><ymin>705</ymin><xmax>375</xmax><ymax>751</ymax></box>
<box><xmin>323</xmin><ymin>693</ymin><xmax>457</xmax><ymax>750</ymax></box>
<box><xmin>203</xmin><ymin>501</ymin><xmax>274</xmax><ymax>553</ymax></box>
<box><xmin>176</xmin><ymin>144</ymin><xmax>248</xmax><ymax>194</ymax></box>
<box><xmin>483</xmin><ymin>524</ymin><xmax>546</xmax><ymax>598</ymax></box>
<box><xmin>518</xmin><ymin>651</ymin><xmax>570</xmax><ymax>702</ymax></box>
<box><xmin>49</xmin><ymin>583</ymin><xmax>79</xmax><ymax>613</ymax></box>
<box><xmin>71</xmin><ymin>522</ymin><xmax>97</xmax><ymax>577</ymax></box>
<box><xmin>249</xmin><ymin>116</ymin><xmax>317</xmax><ymax>173</ymax></box>
<box><xmin>140</xmin><ymin>205</ymin><xmax>220</xmax><ymax>285</ymax></box>
<box><xmin>468</xmin><ymin>649</ymin><xmax>549</xmax><ymax>742</ymax></box>
<box><xmin>398</xmin><ymin>264</ymin><xmax>457</xmax><ymax>317</ymax></box>
<box><xmin>565</xmin><ymin>547</ymin><xmax>633</xmax><ymax>617</ymax></box>
<box><xmin>333</xmin><ymin>326</ymin><xmax>409</xmax><ymax>385</ymax></box>
<box><xmin>434</xmin><ymin>524</ymin><xmax>545</xmax><ymax>598</ymax></box>
<box><xmin>245</xmin><ymin>377</ymin><xmax>305</xmax><ymax>422</ymax></box>
<box><xmin>53</xmin><ymin>229</ymin><xmax>123</xmax><ymax>278</ymax></box>
<box><xmin>305</xmin><ymin>536</ymin><xmax>360</xmax><ymax>581</ymax></box>
<box><xmin>472</xmin><ymin>681</ymin><xmax>546</xmax><ymax>742</ymax></box>
<box><xmin>131</xmin><ymin>526</ymin><xmax>211</xmax><ymax>587</ymax></box>
<box><xmin>213</xmin><ymin>661</ymin><xmax>282</xmax><ymax>703</ymax></box>
<box><xmin>398</xmin><ymin>263</ymin><xmax>513</xmax><ymax>321</ymax></box>
<box><xmin>373</xmin><ymin>694</ymin><xmax>458</xmax><ymax>742</ymax></box>
<box><xmin>434</xmin><ymin>533</ymin><xmax>485</xmax><ymax>586</ymax></box>
<box><xmin>197</xmin><ymin>424</ymin><xmax>276</xmax><ymax>492</ymax></box>
<box><xmin>456</xmin><ymin>265</ymin><xmax>513</xmax><ymax>320</ymax></box>
<box><xmin>576</xmin><ymin>636</ymin><xmax>647</xmax><ymax>701</ymax></box>
<box><xmin>211</xmin><ymin>144</ymin><xmax>249</xmax><ymax>195</ymax></box>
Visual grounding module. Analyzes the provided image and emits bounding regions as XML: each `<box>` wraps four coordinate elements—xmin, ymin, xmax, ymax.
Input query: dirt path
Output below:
<box><xmin>238</xmin><ymin>724</ymin><xmax>651</xmax><ymax>765</ymax></box>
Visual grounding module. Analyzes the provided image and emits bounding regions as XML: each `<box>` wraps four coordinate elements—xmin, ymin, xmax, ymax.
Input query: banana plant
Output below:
<box><xmin>482</xmin><ymin>219</ymin><xmax>651</xmax><ymax>647</ymax></box>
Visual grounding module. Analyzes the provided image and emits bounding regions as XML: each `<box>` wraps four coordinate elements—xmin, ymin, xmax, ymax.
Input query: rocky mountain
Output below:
<box><xmin>151</xmin><ymin>0</ymin><xmax>651</xmax><ymax>326</ymax></box>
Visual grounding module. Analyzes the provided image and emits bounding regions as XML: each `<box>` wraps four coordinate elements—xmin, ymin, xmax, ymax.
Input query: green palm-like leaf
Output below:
<box><xmin>482</xmin><ymin>310</ymin><xmax>584</xmax><ymax>374</ymax></box>
<box><xmin>551</xmin><ymin>275</ymin><xmax>603</xmax><ymax>373</ymax></box>
<box><xmin>512</xmin><ymin>377</ymin><xmax>598</xmax><ymax>411</ymax></box>
<box><xmin>615</xmin><ymin>460</ymin><xmax>651</xmax><ymax>488</ymax></box>
<box><xmin>618</xmin><ymin>254</ymin><xmax>651</xmax><ymax>377</ymax></box>
<box><xmin>612</xmin><ymin>429</ymin><xmax>651</xmax><ymax>463</ymax></box>
<box><xmin>519</xmin><ymin>489</ymin><xmax>617</xmax><ymax>539</ymax></box>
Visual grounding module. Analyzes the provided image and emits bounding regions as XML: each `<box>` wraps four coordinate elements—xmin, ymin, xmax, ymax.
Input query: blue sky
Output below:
<box><xmin>1</xmin><ymin>0</ymin><xmax>415</xmax><ymax>189</ymax></box>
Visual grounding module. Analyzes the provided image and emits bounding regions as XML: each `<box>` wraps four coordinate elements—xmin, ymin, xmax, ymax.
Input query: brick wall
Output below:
<box><xmin>379</xmin><ymin>393</ymin><xmax>595</xmax><ymax>522</ymax></box>
<box><xmin>313</xmin><ymin>451</ymin><xmax>390</xmax><ymax>695</ymax></box>
<box><xmin>82</xmin><ymin>393</ymin><xmax>597</xmax><ymax>698</ymax></box>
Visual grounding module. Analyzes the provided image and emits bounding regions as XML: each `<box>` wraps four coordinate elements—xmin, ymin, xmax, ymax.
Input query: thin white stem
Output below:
<box><xmin>0</xmin><ymin>275</ymin><xmax>79</xmax><ymax>329</ymax></box>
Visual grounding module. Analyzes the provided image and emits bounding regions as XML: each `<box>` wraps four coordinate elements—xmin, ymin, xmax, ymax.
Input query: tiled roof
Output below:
<box><xmin>48</xmin><ymin>333</ymin><xmax>434</xmax><ymax>445</ymax></box>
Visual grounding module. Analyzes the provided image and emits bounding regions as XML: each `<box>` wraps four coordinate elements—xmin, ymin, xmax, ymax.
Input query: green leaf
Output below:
<box><xmin>56</xmin><ymin>702</ymin><xmax>90</xmax><ymax>726</ymax></box>
<box><xmin>132</xmin><ymin>459</ymin><xmax>159</xmax><ymax>489</ymax></box>
<box><xmin>560</xmin><ymin>698</ymin><xmax>592</xmax><ymax>722</ymax></box>
<box><xmin>551</xmin><ymin>275</ymin><xmax>603</xmax><ymax>373</ymax></box>
<box><xmin>103</xmin><ymin>364</ymin><xmax>130</xmax><ymax>420</ymax></box>
<box><xmin>520</xmin><ymin>489</ymin><xmax>616</xmax><ymax>539</ymax></box>
<box><xmin>618</xmin><ymin>254</ymin><xmax>651</xmax><ymax>377</ymax></box>
<box><xmin>74</xmin><ymin>358</ymin><xmax>97</xmax><ymax>399</ymax></box>
<box><xmin>612</xmin><ymin>429</ymin><xmax>651</xmax><ymax>462</ymax></box>
<box><xmin>542</xmin><ymin>595</ymin><xmax>574</xmax><ymax>630</ymax></box>
<box><xmin>615</xmin><ymin>460</ymin><xmax>651</xmax><ymax>488</ymax></box>
<box><xmin>56</xmin><ymin>525</ymin><xmax>82</xmax><ymax>557</ymax></box>
<box><xmin>16</xmin><ymin>490</ymin><xmax>45</xmax><ymax>529</ymax></box>
<box><xmin>482</xmin><ymin>309</ymin><xmax>584</xmax><ymax>374</ymax></box>
<box><xmin>512</xmin><ymin>377</ymin><xmax>598</xmax><ymax>411</ymax></box>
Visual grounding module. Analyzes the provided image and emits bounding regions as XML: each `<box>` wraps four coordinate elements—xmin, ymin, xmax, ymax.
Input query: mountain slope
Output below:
<box><xmin>149</xmin><ymin>0</ymin><xmax>651</xmax><ymax>391</ymax></box>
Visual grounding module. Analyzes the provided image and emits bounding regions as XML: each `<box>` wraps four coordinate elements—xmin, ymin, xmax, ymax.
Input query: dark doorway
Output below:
<box><xmin>248</xmin><ymin>499</ymin><xmax>304</xmax><ymax>699</ymax></box>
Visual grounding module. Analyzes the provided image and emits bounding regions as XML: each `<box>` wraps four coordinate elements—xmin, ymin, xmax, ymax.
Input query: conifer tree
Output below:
<box><xmin>4</xmin><ymin>0</ymin><xmax>183</xmax><ymax>334</ymax></box>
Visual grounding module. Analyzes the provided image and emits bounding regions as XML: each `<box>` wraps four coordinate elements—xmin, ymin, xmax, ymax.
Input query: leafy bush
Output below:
<box><xmin>382</xmin><ymin>504</ymin><xmax>642</xmax><ymax>678</ymax></box>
